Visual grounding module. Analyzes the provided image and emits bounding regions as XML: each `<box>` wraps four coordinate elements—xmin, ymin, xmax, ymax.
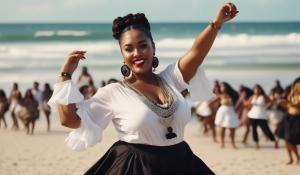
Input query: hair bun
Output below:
<box><xmin>112</xmin><ymin>13</ymin><xmax>150</xmax><ymax>40</ymax></box>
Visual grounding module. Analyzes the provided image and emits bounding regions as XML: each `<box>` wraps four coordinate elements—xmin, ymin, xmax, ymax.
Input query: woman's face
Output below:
<box><xmin>253</xmin><ymin>86</ymin><xmax>260</xmax><ymax>95</ymax></box>
<box><xmin>119</xmin><ymin>28</ymin><xmax>154</xmax><ymax>76</ymax></box>
<box><xmin>220</xmin><ymin>84</ymin><xmax>226</xmax><ymax>93</ymax></box>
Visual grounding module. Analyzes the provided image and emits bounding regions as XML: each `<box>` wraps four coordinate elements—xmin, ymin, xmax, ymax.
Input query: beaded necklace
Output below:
<box><xmin>123</xmin><ymin>76</ymin><xmax>178</xmax><ymax>139</ymax></box>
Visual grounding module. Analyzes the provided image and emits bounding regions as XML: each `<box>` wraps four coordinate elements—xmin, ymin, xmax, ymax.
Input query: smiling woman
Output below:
<box><xmin>48</xmin><ymin>2</ymin><xmax>238</xmax><ymax>175</ymax></box>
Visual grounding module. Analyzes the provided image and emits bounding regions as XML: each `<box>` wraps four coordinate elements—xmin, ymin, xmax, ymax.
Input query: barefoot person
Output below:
<box><xmin>276</xmin><ymin>77</ymin><xmax>300</xmax><ymax>165</ymax></box>
<box><xmin>0</xmin><ymin>89</ymin><xmax>9</xmax><ymax>128</ymax></box>
<box><xmin>247</xmin><ymin>84</ymin><xmax>278</xmax><ymax>149</ymax></box>
<box><xmin>49</xmin><ymin>3</ymin><xmax>238</xmax><ymax>174</ymax></box>
<box><xmin>42</xmin><ymin>83</ymin><xmax>53</xmax><ymax>132</ymax></box>
<box><xmin>213</xmin><ymin>82</ymin><xmax>240</xmax><ymax>149</ymax></box>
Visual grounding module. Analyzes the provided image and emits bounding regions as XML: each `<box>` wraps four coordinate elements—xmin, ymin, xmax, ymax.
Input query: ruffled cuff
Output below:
<box><xmin>47</xmin><ymin>80</ymin><xmax>84</xmax><ymax>107</ymax></box>
<box><xmin>174</xmin><ymin>61</ymin><xmax>215</xmax><ymax>103</ymax></box>
<box><xmin>65</xmin><ymin>102</ymin><xmax>103</xmax><ymax>151</ymax></box>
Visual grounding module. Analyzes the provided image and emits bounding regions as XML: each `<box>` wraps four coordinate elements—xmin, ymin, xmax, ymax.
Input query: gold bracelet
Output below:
<box><xmin>209</xmin><ymin>22</ymin><xmax>221</xmax><ymax>30</ymax></box>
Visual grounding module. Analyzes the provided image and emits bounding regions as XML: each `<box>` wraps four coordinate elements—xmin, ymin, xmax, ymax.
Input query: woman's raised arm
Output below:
<box><xmin>179</xmin><ymin>2</ymin><xmax>238</xmax><ymax>83</ymax></box>
<box><xmin>56</xmin><ymin>50</ymin><xmax>86</xmax><ymax>128</ymax></box>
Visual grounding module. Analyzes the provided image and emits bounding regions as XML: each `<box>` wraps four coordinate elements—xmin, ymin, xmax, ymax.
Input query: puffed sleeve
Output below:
<box><xmin>48</xmin><ymin>80</ymin><xmax>113</xmax><ymax>151</ymax></box>
<box><xmin>159</xmin><ymin>60</ymin><xmax>214</xmax><ymax>103</ymax></box>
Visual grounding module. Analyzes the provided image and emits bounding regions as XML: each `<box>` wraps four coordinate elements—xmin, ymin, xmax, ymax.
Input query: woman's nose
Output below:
<box><xmin>133</xmin><ymin>48</ymin><xmax>142</xmax><ymax>57</ymax></box>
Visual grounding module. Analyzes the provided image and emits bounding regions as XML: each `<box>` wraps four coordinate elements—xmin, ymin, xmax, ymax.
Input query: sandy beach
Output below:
<box><xmin>0</xmin><ymin>115</ymin><xmax>299</xmax><ymax>175</ymax></box>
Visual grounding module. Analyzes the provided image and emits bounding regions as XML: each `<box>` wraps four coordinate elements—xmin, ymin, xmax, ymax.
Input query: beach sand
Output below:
<box><xmin>0</xmin><ymin>117</ymin><xmax>299</xmax><ymax>175</ymax></box>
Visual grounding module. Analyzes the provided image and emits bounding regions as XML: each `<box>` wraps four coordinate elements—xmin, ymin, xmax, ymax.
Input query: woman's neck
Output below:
<box><xmin>127</xmin><ymin>72</ymin><xmax>157</xmax><ymax>85</ymax></box>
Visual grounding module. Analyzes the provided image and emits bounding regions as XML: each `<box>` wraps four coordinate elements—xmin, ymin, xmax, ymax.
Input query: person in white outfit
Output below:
<box><xmin>247</xmin><ymin>84</ymin><xmax>278</xmax><ymax>149</ymax></box>
<box><xmin>212</xmin><ymin>82</ymin><xmax>240</xmax><ymax>149</ymax></box>
<box><xmin>48</xmin><ymin>4</ymin><xmax>238</xmax><ymax>174</ymax></box>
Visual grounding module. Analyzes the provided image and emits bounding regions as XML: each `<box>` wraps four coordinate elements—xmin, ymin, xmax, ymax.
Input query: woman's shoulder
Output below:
<box><xmin>94</xmin><ymin>81</ymin><xmax>124</xmax><ymax>98</ymax></box>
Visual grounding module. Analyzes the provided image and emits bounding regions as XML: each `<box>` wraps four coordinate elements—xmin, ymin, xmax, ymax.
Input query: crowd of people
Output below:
<box><xmin>0</xmin><ymin>67</ymin><xmax>299</xmax><ymax>165</ymax></box>
<box><xmin>192</xmin><ymin>78</ymin><xmax>300</xmax><ymax>165</ymax></box>
<box><xmin>0</xmin><ymin>67</ymin><xmax>119</xmax><ymax>134</ymax></box>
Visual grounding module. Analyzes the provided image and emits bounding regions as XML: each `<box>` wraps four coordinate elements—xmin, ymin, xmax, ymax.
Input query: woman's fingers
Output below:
<box><xmin>223</xmin><ymin>3</ymin><xmax>238</xmax><ymax>19</ymax></box>
<box><xmin>69</xmin><ymin>50</ymin><xmax>86</xmax><ymax>55</ymax></box>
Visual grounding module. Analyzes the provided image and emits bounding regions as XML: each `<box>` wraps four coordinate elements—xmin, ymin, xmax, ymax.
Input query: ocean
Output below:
<box><xmin>0</xmin><ymin>22</ymin><xmax>300</xmax><ymax>94</ymax></box>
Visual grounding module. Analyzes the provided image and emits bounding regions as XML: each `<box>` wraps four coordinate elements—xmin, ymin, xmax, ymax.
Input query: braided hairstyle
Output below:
<box><xmin>112</xmin><ymin>13</ymin><xmax>153</xmax><ymax>42</ymax></box>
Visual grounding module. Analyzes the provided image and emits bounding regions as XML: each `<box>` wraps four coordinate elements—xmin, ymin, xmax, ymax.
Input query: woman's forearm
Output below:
<box><xmin>57</xmin><ymin>104</ymin><xmax>81</xmax><ymax>129</ymax></box>
<box><xmin>179</xmin><ymin>24</ymin><xmax>219</xmax><ymax>82</ymax></box>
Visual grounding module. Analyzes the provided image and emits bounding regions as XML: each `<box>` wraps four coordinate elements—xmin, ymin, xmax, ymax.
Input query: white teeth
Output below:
<box><xmin>134</xmin><ymin>60</ymin><xmax>144</xmax><ymax>64</ymax></box>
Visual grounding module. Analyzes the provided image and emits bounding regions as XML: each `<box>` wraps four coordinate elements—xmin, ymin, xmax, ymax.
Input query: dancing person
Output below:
<box><xmin>236</xmin><ymin>85</ymin><xmax>253</xmax><ymax>144</ymax></box>
<box><xmin>17</xmin><ymin>89</ymin><xmax>39</xmax><ymax>135</ymax></box>
<box><xmin>31</xmin><ymin>82</ymin><xmax>43</xmax><ymax>118</ymax></box>
<box><xmin>267</xmin><ymin>88</ymin><xmax>284</xmax><ymax>132</ymax></box>
<box><xmin>49</xmin><ymin>3</ymin><xmax>238</xmax><ymax>174</ymax></box>
<box><xmin>77</xmin><ymin>66</ymin><xmax>93</xmax><ymax>87</ymax></box>
<box><xmin>8</xmin><ymin>82</ymin><xmax>22</xmax><ymax>130</ymax></box>
<box><xmin>0</xmin><ymin>89</ymin><xmax>9</xmax><ymax>128</ymax></box>
<box><xmin>247</xmin><ymin>84</ymin><xmax>278</xmax><ymax>149</ymax></box>
<box><xmin>42</xmin><ymin>83</ymin><xmax>53</xmax><ymax>132</ymax></box>
<box><xmin>276</xmin><ymin>77</ymin><xmax>300</xmax><ymax>165</ymax></box>
<box><xmin>213</xmin><ymin>82</ymin><xmax>240</xmax><ymax>149</ymax></box>
<box><xmin>195</xmin><ymin>99</ymin><xmax>217</xmax><ymax>142</ymax></box>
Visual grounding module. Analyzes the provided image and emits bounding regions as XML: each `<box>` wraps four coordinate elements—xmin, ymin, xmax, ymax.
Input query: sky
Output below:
<box><xmin>0</xmin><ymin>0</ymin><xmax>299</xmax><ymax>23</ymax></box>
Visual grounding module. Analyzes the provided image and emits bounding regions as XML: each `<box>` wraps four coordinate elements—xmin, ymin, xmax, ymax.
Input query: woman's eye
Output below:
<box><xmin>125</xmin><ymin>48</ymin><xmax>133</xmax><ymax>52</ymax></box>
<box><xmin>140</xmin><ymin>44</ymin><xmax>148</xmax><ymax>49</ymax></box>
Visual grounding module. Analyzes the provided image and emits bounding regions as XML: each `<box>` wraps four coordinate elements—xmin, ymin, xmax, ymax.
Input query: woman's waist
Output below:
<box><xmin>114</xmin><ymin>140</ymin><xmax>189</xmax><ymax>155</ymax></box>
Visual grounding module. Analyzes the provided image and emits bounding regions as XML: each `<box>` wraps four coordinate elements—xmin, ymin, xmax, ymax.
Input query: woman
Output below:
<box><xmin>0</xmin><ymin>89</ymin><xmax>9</xmax><ymax>128</ymax></box>
<box><xmin>235</xmin><ymin>85</ymin><xmax>253</xmax><ymax>144</ymax></box>
<box><xmin>42</xmin><ymin>83</ymin><xmax>53</xmax><ymax>132</ymax></box>
<box><xmin>8</xmin><ymin>82</ymin><xmax>22</xmax><ymax>130</ymax></box>
<box><xmin>276</xmin><ymin>77</ymin><xmax>300</xmax><ymax>165</ymax></box>
<box><xmin>49</xmin><ymin>3</ymin><xmax>238</xmax><ymax>174</ymax></box>
<box><xmin>77</xmin><ymin>66</ymin><xmax>93</xmax><ymax>87</ymax></box>
<box><xmin>17</xmin><ymin>89</ymin><xmax>39</xmax><ymax>135</ymax></box>
<box><xmin>213</xmin><ymin>82</ymin><xmax>240</xmax><ymax>149</ymax></box>
<box><xmin>247</xmin><ymin>84</ymin><xmax>278</xmax><ymax>149</ymax></box>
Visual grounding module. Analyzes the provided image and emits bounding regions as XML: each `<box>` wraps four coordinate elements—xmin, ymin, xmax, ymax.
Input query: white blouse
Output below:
<box><xmin>48</xmin><ymin>61</ymin><xmax>213</xmax><ymax>151</ymax></box>
<box><xmin>248</xmin><ymin>95</ymin><xmax>268</xmax><ymax>120</ymax></box>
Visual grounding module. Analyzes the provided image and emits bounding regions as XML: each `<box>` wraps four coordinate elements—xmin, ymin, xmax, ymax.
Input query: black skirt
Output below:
<box><xmin>85</xmin><ymin>141</ymin><xmax>215</xmax><ymax>175</ymax></box>
<box><xmin>276</xmin><ymin>113</ymin><xmax>300</xmax><ymax>145</ymax></box>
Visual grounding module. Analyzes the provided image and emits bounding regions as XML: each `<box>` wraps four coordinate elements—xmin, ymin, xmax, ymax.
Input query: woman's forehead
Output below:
<box><xmin>119</xmin><ymin>29</ymin><xmax>149</xmax><ymax>46</ymax></box>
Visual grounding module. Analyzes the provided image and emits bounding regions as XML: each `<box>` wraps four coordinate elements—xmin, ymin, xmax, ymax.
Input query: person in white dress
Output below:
<box><xmin>247</xmin><ymin>84</ymin><xmax>278</xmax><ymax>149</ymax></box>
<box><xmin>48</xmin><ymin>3</ymin><xmax>238</xmax><ymax>175</ymax></box>
<box><xmin>212</xmin><ymin>82</ymin><xmax>240</xmax><ymax>149</ymax></box>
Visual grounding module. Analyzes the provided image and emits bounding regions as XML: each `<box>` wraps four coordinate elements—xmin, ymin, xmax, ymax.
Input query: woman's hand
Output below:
<box><xmin>213</xmin><ymin>2</ymin><xmax>238</xmax><ymax>28</ymax></box>
<box><xmin>60</xmin><ymin>50</ymin><xmax>86</xmax><ymax>75</ymax></box>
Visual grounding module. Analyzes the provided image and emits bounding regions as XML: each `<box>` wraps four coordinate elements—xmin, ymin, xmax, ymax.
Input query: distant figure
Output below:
<box><xmin>87</xmin><ymin>80</ymin><xmax>97</xmax><ymax>99</ymax></box>
<box><xmin>235</xmin><ymin>85</ymin><xmax>253</xmax><ymax>144</ymax></box>
<box><xmin>0</xmin><ymin>89</ymin><xmax>9</xmax><ymax>128</ymax></box>
<box><xmin>100</xmin><ymin>80</ymin><xmax>106</xmax><ymax>87</ymax></box>
<box><xmin>212</xmin><ymin>82</ymin><xmax>240</xmax><ymax>149</ymax></box>
<box><xmin>247</xmin><ymin>84</ymin><xmax>278</xmax><ymax>149</ymax></box>
<box><xmin>31</xmin><ymin>82</ymin><xmax>43</xmax><ymax>117</ymax></box>
<box><xmin>267</xmin><ymin>88</ymin><xmax>284</xmax><ymax>131</ymax></box>
<box><xmin>8</xmin><ymin>83</ymin><xmax>22</xmax><ymax>130</ymax></box>
<box><xmin>77</xmin><ymin>66</ymin><xmax>93</xmax><ymax>87</ymax></box>
<box><xmin>107</xmin><ymin>78</ymin><xmax>119</xmax><ymax>84</ymax></box>
<box><xmin>276</xmin><ymin>77</ymin><xmax>300</xmax><ymax>165</ymax></box>
<box><xmin>17</xmin><ymin>89</ymin><xmax>39</xmax><ymax>135</ymax></box>
<box><xmin>42</xmin><ymin>83</ymin><xmax>53</xmax><ymax>132</ymax></box>
<box><xmin>270</xmin><ymin>80</ymin><xmax>284</xmax><ymax>97</ymax></box>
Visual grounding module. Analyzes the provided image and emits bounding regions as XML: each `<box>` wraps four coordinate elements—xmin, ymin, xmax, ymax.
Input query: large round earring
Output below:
<box><xmin>152</xmin><ymin>56</ymin><xmax>159</xmax><ymax>68</ymax></box>
<box><xmin>121</xmin><ymin>64</ymin><xmax>131</xmax><ymax>77</ymax></box>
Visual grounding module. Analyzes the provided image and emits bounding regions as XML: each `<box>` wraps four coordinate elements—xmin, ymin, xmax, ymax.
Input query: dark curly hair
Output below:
<box><xmin>221</xmin><ymin>82</ymin><xmax>239</xmax><ymax>105</ymax></box>
<box><xmin>112</xmin><ymin>13</ymin><xmax>153</xmax><ymax>41</ymax></box>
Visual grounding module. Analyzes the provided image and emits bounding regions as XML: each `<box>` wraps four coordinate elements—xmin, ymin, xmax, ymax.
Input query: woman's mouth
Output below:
<box><xmin>133</xmin><ymin>59</ymin><xmax>145</xmax><ymax>67</ymax></box>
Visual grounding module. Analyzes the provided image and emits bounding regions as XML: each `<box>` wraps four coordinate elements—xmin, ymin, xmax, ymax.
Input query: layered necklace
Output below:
<box><xmin>123</xmin><ymin>75</ymin><xmax>178</xmax><ymax>139</ymax></box>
